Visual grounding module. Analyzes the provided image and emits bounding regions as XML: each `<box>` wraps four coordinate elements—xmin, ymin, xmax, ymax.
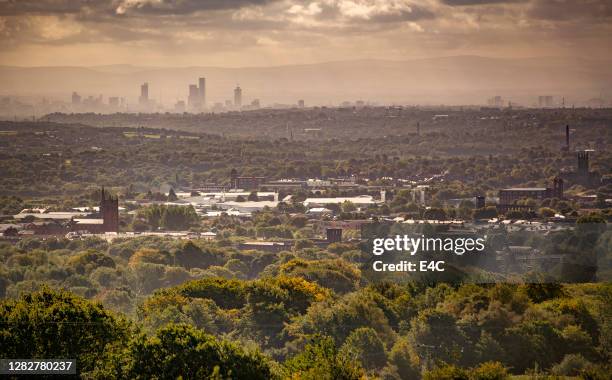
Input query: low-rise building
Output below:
<box><xmin>303</xmin><ymin>195</ymin><xmax>378</xmax><ymax>208</ymax></box>
<box><xmin>498</xmin><ymin>177</ymin><xmax>563</xmax><ymax>205</ymax></box>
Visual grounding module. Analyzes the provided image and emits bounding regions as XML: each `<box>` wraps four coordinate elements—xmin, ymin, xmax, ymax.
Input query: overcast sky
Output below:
<box><xmin>1</xmin><ymin>0</ymin><xmax>611</xmax><ymax>67</ymax></box>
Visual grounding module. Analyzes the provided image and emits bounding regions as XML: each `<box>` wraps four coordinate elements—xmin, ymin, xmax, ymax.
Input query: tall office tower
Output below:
<box><xmin>72</xmin><ymin>91</ymin><xmax>81</xmax><ymax>105</ymax></box>
<box><xmin>198</xmin><ymin>77</ymin><xmax>206</xmax><ymax>106</ymax></box>
<box><xmin>298</xmin><ymin>99</ymin><xmax>305</xmax><ymax>108</ymax></box>
<box><xmin>139</xmin><ymin>83</ymin><xmax>149</xmax><ymax>105</ymax></box>
<box><xmin>188</xmin><ymin>84</ymin><xmax>199</xmax><ymax>109</ymax></box>
<box><xmin>234</xmin><ymin>85</ymin><xmax>242</xmax><ymax>108</ymax></box>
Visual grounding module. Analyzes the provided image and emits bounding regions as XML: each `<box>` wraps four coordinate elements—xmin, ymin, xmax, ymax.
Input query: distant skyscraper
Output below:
<box><xmin>234</xmin><ymin>85</ymin><xmax>242</xmax><ymax>108</ymax></box>
<box><xmin>188</xmin><ymin>84</ymin><xmax>199</xmax><ymax>109</ymax></box>
<box><xmin>109</xmin><ymin>97</ymin><xmax>119</xmax><ymax>107</ymax></box>
<box><xmin>72</xmin><ymin>91</ymin><xmax>81</xmax><ymax>105</ymax></box>
<box><xmin>487</xmin><ymin>96</ymin><xmax>503</xmax><ymax>107</ymax></box>
<box><xmin>139</xmin><ymin>83</ymin><xmax>149</xmax><ymax>105</ymax></box>
<box><xmin>298</xmin><ymin>99</ymin><xmax>305</xmax><ymax>108</ymax></box>
<box><xmin>198</xmin><ymin>77</ymin><xmax>206</xmax><ymax>106</ymax></box>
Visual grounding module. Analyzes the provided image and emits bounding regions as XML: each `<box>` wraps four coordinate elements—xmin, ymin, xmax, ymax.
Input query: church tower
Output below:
<box><xmin>100</xmin><ymin>187</ymin><xmax>119</xmax><ymax>233</ymax></box>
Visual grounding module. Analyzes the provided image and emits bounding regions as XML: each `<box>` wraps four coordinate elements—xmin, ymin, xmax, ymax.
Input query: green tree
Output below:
<box><xmin>424</xmin><ymin>364</ymin><xmax>469</xmax><ymax>380</ymax></box>
<box><xmin>423</xmin><ymin>207</ymin><xmax>447</xmax><ymax>220</ymax></box>
<box><xmin>290</xmin><ymin>215</ymin><xmax>308</xmax><ymax>228</ymax></box>
<box><xmin>341</xmin><ymin>201</ymin><xmax>357</xmax><ymax>213</ymax></box>
<box><xmin>410</xmin><ymin>310</ymin><xmax>469</xmax><ymax>366</ymax></box>
<box><xmin>340</xmin><ymin>327</ymin><xmax>387</xmax><ymax>371</ymax></box>
<box><xmin>0</xmin><ymin>287</ymin><xmax>130</xmax><ymax>375</ymax></box>
<box><xmin>537</xmin><ymin>207</ymin><xmax>555</xmax><ymax>218</ymax></box>
<box><xmin>119</xmin><ymin>324</ymin><xmax>271</xmax><ymax>379</ymax></box>
<box><xmin>284</xmin><ymin>335</ymin><xmax>364</xmax><ymax>380</ymax></box>
<box><xmin>473</xmin><ymin>207</ymin><xmax>498</xmax><ymax>220</ymax></box>
<box><xmin>389</xmin><ymin>336</ymin><xmax>421</xmax><ymax>380</ymax></box>
<box><xmin>161</xmin><ymin>205</ymin><xmax>200</xmax><ymax>230</ymax></box>
<box><xmin>174</xmin><ymin>241</ymin><xmax>220</xmax><ymax>269</ymax></box>
<box><xmin>471</xmin><ymin>361</ymin><xmax>510</xmax><ymax>380</ymax></box>
<box><xmin>248</xmin><ymin>191</ymin><xmax>259</xmax><ymax>201</ymax></box>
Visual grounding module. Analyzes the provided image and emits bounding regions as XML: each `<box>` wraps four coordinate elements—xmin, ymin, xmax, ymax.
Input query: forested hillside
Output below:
<box><xmin>1</xmin><ymin>116</ymin><xmax>610</xmax><ymax>198</ymax></box>
<box><xmin>1</xmin><ymin>235</ymin><xmax>610</xmax><ymax>379</ymax></box>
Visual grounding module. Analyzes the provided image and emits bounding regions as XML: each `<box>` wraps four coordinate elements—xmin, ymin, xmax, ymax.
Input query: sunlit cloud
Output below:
<box><xmin>0</xmin><ymin>0</ymin><xmax>610</xmax><ymax>66</ymax></box>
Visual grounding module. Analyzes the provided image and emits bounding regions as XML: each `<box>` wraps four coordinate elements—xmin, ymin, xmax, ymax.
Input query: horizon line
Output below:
<box><xmin>0</xmin><ymin>54</ymin><xmax>605</xmax><ymax>70</ymax></box>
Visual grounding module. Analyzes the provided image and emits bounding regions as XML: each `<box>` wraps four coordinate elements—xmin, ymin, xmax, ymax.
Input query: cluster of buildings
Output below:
<box><xmin>497</xmin><ymin>124</ymin><xmax>607</xmax><ymax>212</ymax></box>
<box><xmin>482</xmin><ymin>94</ymin><xmax>611</xmax><ymax>110</ymax></box>
<box><xmin>71</xmin><ymin>92</ymin><xmax>127</xmax><ymax>112</ymax></box>
<box><xmin>134</xmin><ymin>78</ymin><xmax>272</xmax><ymax>113</ymax></box>
<box><xmin>484</xmin><ymin>95</ymin><xmax>606</xmax><ymax>109</ymax></box>
<box><xmin>4</xmin><ymin>139</ymin><xmax>604</xmax><ymax>241</ymax></box>
<box><xmin>1</xmin><ymin>119</ymin><xmax>608</xmax><ymax>244</ymax></box>
<box><xmin>497</xmin><ymin>177</ymin><xmax>564</xmax><ymax>213</ymax></box>
<box><xmin>0</xmin><ymin>157</ymin><xmax>605</xmax><ymax>245</ymax></box>
<box><xmin>136</xmin><ymin>78</ymin><xmax>297</xmax><ymax>113</ymax></box>
<box><xmin>68</xmin><ymin>78</ymin><xmax>254</xmax><ymax>114</ymax></box>
<box><xmin>2</xmin><ymin>119</ymin><xmax>608</xmax><ymax>241</ymax></box>
<box><xmin>67</xmin><ymin>77</ymin><xmax>249</xmax><ymax>114</ymax></box>
<box><xmin>4</xmin><ymin>188</ymin><xmax>119</xmax><ymax>238</ymax></box>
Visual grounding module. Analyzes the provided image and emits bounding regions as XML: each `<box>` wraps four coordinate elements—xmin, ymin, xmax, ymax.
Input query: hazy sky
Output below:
<box><xmin>0</xmin><ymin>0</ymin><xmax>611</xmax><ymax>67</ymax></box>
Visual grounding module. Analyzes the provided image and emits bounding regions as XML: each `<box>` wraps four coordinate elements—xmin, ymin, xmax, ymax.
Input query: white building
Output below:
<box><xmin>216</xmin><ymin>200</ymin><xmax>279</xmax><ymax>212</ymax></box>
<box><xmin>303</xmin><ymin>195</ymin><xmax>378</xmax><ymax>208</ymax></box>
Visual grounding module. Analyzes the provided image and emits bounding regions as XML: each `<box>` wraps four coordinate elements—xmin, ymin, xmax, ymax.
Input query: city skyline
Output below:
<box><xmin>1</xmin><ymin>1</ymin><xmax>611</xmax><ymax>112</ymax></box>
<box><xmin>0</xmin><ymin>2</ymin><xmax>610</xmax><ymax>377</ymax></box>
<box><xmin>2</xmin><ymin>55</ymin><xmax>611</xmax><ymax>108</ymax></box>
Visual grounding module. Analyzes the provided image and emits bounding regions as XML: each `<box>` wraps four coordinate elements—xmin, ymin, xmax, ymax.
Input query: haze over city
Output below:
<box><xmin>1</xmin><ymin>0</ymin><xmax>611</xmax><ymax>109</ymax></box>
<box><xmin>1</xmin><ymin>1</ymin><xmax>612</xmax><ymax>378</ymax></box>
